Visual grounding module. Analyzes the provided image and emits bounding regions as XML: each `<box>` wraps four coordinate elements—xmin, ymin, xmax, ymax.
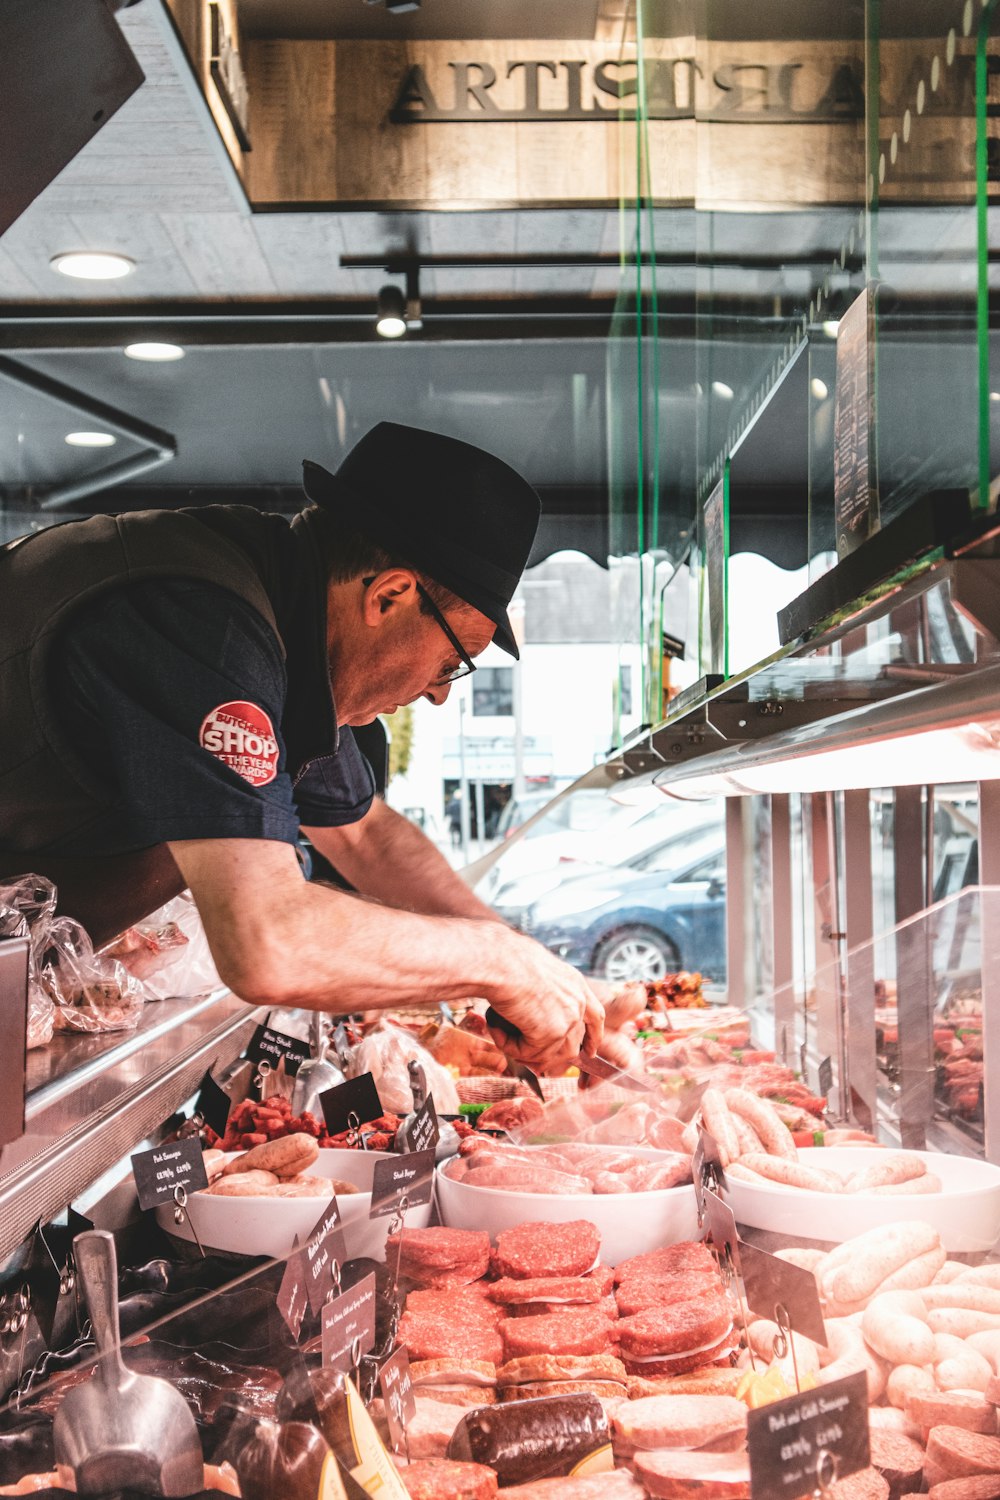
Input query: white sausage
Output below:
<box><xmin>933</xmin><ymin>1261</ymin><xmax>969</xmax><ymax>1285</ymax></box>
<box><xmin>826</xmin><ymin>1222</ymin><xmax>941</xmax><ymax>1306</ymax></box>
<box><xmin>876</xmin><ymin>1244</ymin><xmax>947</xmax><ymax>1295</ymax></box>
<box><xmin>927</xmin><ymin>1308</ymin><xmax>1000</xmax><ymax>1339</ymax></box>
<box><xmin>936</xmin><ymin>1349</ymin><xmax>993</xmax><ymax>1393</ymax></box>
<box><xmin>869</xmin><ymin>1173</ymin><xmax>942</xmax><ymax>1196</ymax></box>
<box><xmin>730</xmin><ymin>1114</ymin><xmax>766</xmax><ymax>1158</ymax></box>
<box><xmin>724</xmin><ymin>1088</ymin><xmax>798</xmax><ymax>1161</ymax></box>
<box><xmin>699</xmin><ymin>1089</ymin><xmax>740</xmax><ymax>1167</ymax></box>
<box><xmin>967</xmin><ymin>1330</ymin><xmax>1000</xmax><ymax>1374</ymax></box>
<box><xmin>775</xmin><ymin>1247</ymin><xmax>827</xmax><ymax>1274</ymax></box>
<box><xmin>739</xmin><ymin>1153</ymin><xmax>843</xmax><ymax>1193</ymax></box>
<box><xmin>922</xmin><ymin>1285</ymin><xmax>1000</xmax><ymax>1315</ymax></box>
<box><xmin>886</xmin><ymin>1363</ymin><xmax>936</xmax><ymax>1409</ymax></box>
<box><xmin>958</xmin><ymin>1265</ymin><xmax>1000</xmax><ymax>1291</ymax></box>
<box><xmin>845</xmin><ymin>1152</ymin><xmax>926</xmax><ymax>1193</ymax></box>
<box><xmin>819</xmin><ymin>1319</ymin><xmax>887</xmax><ymax>1403</ymax></box>
<box><xmin>861</xmin><ymin>1291</ymin><xmax>934</xmax><ymax>1367</ymax></box>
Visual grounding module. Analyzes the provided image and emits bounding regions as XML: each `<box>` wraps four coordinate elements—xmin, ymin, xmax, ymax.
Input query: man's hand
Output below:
<box><xmin>485</xmin><ymin>931</ymin><xmax>605</xmax><ymax>1075</ymax></box>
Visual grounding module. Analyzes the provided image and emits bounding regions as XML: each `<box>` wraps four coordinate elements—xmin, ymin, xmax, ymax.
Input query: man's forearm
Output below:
<box><xmin>303</xmin><ymin>801</ymin><xmax>500</xmax><ymax>921</ymax></box>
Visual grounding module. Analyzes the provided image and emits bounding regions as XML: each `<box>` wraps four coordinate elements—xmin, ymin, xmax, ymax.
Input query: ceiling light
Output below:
<box><xmin>822</xmin><ymin>319</ymin><xmax>841</xmax><ymax>339</ymax></box>
<box><xmin>51</xmin><ymin>251</ymin><xmax>134</xmax><ymax>280</ymax></box>
<box><xmin>991</xmin><ymin>392</ymin><xmax>1000</xmax><ymax>404</ymax></box>
<box><xmin>65</xmin><ymin>431</ymin><xmax>116</xmax><ymax>447</ymax></box>
<box><xmin>711</xmin><ymin>381</ymin><xmax>734</xmax><ymax>400</ymax></box>
<box><xmin>375</xmin><ymin>284</ymin><xmax>407</xmax><ymax>339</ymax></box>
<box><xmin>124</xmin><ymin>342</ymin><xmax>184</xmax><ymax>362</ymax></box>
<box><xmin>810</xmin><ymin>378</ymin><xmax>829</xmax><ymax>401</ymax></box>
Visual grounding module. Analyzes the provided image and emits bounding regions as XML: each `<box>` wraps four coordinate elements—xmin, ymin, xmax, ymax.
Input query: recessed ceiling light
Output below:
<box><xmin>822</xmin><ymin>319</ymin><xmax>841</xmax><ymax>339</ymax></box>
<box><xmin>65</xmin><ymin>431</ymin><xmax>116</xmax><ymax>447</ymax></box>
<box><xmin>51</xmin><ymin>251</ymin><xmax>134</xmax><ymax>280</ymax></box>
<box><xmin>123</xmin><ymin>342</ymin><xmax>185</xmax><ymax>362</ymax></box>
<box><xmin>991</xmin><ymin>392</ymin><xmax>1000</xmax><ymax>404</ymax></box>
<box><xmin>810</xmin><ymin>378</ymin><xmax>830</xmax><ymax>401</ymax></box>
<box><xmin>711</xmin><ymin>381</ymin><xmax>734</xmax><ymax>399</ymax></box>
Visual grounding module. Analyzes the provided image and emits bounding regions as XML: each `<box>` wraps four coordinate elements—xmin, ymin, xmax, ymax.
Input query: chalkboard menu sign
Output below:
<box><xmin>834</xmin><ymin>285</ymin><xmax>880</xmax><ymax>558</ymax></box>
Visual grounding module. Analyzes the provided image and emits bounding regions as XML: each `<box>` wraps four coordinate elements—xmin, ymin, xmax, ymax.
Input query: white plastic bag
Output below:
<box><xmin>350</xmin><ymin>1021</ymin><xmax>461</xmax><ymax>1116</ymax></box>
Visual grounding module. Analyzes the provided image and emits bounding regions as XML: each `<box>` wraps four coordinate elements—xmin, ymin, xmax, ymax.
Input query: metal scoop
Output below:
<box><xmin>291</xmin><ymin>1011</ymin><xmax>345</xmax><ymax>1118</ymax></box>
<box><xmin>53</xmin><ymin>1230</ymin><xmax>204</xmax><ymax>1497</ymax></box>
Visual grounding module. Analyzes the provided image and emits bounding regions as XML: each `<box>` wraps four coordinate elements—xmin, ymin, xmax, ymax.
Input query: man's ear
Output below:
<box><xmin>361</xmin><ymin>569</ymin><xmax>419</xmax><ymax>621</ymax></box>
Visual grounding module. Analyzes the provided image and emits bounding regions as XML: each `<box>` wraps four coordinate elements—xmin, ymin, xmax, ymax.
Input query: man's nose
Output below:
<box><xmin>424</xmin><ymin>681</ymin><xmax>452</xmax><ymax>706</ymax></box>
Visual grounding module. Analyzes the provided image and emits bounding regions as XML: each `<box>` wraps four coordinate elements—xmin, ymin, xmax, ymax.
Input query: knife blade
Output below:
<box><xmin>574</xmin><ymin>1051</ymin><xmax>658</xmax><ymax>1095</ymax></box>
<box><xmin>483</xmin><ymin>1007</ymin><xmax>547</xmax><ymax>1100</ymax></box>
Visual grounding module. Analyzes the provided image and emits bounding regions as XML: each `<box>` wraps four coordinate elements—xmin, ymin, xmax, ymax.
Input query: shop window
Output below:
<box><xmin>472</xmin><ymin>666</ymin><xmax>513</xmax><ymax>717</ymax></box>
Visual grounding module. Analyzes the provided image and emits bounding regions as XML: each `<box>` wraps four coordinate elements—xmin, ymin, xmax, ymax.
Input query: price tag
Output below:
<box><xmin>693</xmin><ymin>1127</ymin><xmax>727</xmax><ymax>1217</ymax></box>
<box><xmin>303</xmin><ymin>1197</ymin><xmax>348</xmax><ymax>1317</ymax></box>
<box><xmin>247</xmin><ymin>1024</ymin><xmax>311</xmax><ymax>1077</ymax></box>
<box><xmin>740</xmin><ymin>1242</ymin><xmax>827</xmax><ymax>1347</ymax></box>
<box><xmin>369</xmin><ymin>1149</ymin><xmax>436</xmax><ymax>1220</ymax></box>
<box><xmin>402</xmin><ymin>1098</ymin><xmax>439</xmax><ymax>1155</ymax></box>
<box><xmin>321</xmin><ymin>1272</ymin><xmax>377</xmax><ymax>1372</ymax></box>
<box><xmin>320</xmin><ymin>1074</ymin><xmax>384</xmax><ymax>1136</ymax></box>
<box><xmin>747</xmin><ymin>1370</ymin><xmax>870</xmax><ymax>1500</ymax></box>
<box><xmin>378</xmin><ymin>1347</ymin><xmax>416</xmax><ymax>1453</ymax></box>
<box><xmin>131</xmin><ymin>1138</ymin><xmax>208</xmax><ymax>1211</ymax></box>
<box><xmin>702</xmin><ymin>1188</ymin><xmax>741</xmax><ymax>1277</ymax></box>
<box><xmin>195</xmin><ymin>1069</ymin><xmax>232</xmax><ymax>1139</ymax></box>
<box><xmin>277</xmin><ymin>1238</ymin><xmax>308</xmax><ymax>1341</ymax></box>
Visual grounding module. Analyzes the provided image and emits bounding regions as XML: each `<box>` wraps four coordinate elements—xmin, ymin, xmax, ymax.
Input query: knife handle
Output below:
<box><xmin>484</xmin><ymin>1007</ymin><xmax>520</xmax><ymax>1040</ymax></box>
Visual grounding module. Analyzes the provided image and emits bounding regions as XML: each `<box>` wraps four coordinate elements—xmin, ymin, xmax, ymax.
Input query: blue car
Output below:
<box><xmin>519</xmin><ymin>840</ymin><xmax>727</xmax><ymax>984</ymax></box>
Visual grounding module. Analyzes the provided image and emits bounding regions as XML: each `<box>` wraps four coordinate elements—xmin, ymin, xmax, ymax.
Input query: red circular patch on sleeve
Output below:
<box><xmin>199</xmin><ymin>700</ymin><xmax>280</xmax><ymax>787</ymax></box>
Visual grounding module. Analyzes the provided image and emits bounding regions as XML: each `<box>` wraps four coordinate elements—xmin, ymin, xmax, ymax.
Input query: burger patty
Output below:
<box><xmin>399</xmin><ymin>1311</ymin><xmax>504</xmax><ymax>1366</ymax></box>
<box><xmin>617</xmin><ymin>1298</ymin><xmax>732</xmax><ymax>1359</ymax></box>
<box><xmin>405</xmin><ymin>1288</ymin><xmax>504</xmax><ymax>1329</ymax></box>
<box><xmin>500</xmin><ymin>1309</ymin><xmax>617</xmax><ymax>1362</ymax></box>
<box><xmin>614</xmin><ymin>1242</ymin><xmax>718</xmax><ymax>1287</ymax></box>
<box><xmin>497</xmin><ymin>1354</ymin><xmax>628</xmax><ymax>1387</ymax></box>
<box><xmin>388</xmin><ymin>1227</ymin><xmax>491</xmax><ymax>1287</ymax></box>
<box><xmin>488</xmin><ymin>1277</ymin><xmax>602</xmax><ymax>1307</ymax></box>
<box><xmin>495</xmin><ymin>1220</ymin><xmax>601</xmax><ymax>1280</ymax></box>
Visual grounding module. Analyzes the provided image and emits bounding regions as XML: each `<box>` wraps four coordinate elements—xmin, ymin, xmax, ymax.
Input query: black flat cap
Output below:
<box><xmin>302</xmin><ymin>421</ymin><xmax>540</xmax><ymax>658</ymax></box>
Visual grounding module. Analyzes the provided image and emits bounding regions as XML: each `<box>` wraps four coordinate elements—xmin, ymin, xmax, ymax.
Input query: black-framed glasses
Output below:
<box><xmin>362</xmin><ymin>577</ymin><xmax>477</xmax><ymax>684</ymax></box>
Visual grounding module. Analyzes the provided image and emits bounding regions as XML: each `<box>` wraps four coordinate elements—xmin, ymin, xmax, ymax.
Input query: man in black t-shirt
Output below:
<box><xmin>1</xmin><ymin>422</ymin><xmax>605</xmax><ymax>1073</ymax></box>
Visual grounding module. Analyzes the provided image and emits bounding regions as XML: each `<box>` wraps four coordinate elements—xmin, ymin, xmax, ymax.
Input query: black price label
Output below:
<box><xmin>369</xmin><ymin>1149</ymin><xmax>436</xmax><ymax>1220</ymax></box>
<box><xmin>817</xmin><ymin>1056</ymin><xmax>834</xmax><ymax>1097</ymax></box>
<box><xmin>747</xmin><ymin>1370</ymin><xmax>870</xmax><ymax>1500</ymax></box>
<box><xmin>403</xmin><ymin>1098</ymin><xmax>439</xmax><ymax>1155</ymax></box>
<box><xmin>378</xmin><ymin>1348</ymin><xmax>416</xmax><ymax>1453</ymax></box>
<box><xmin>740</xmin><ymin>1242</ymin><xmax>827</xmax><ymax>1348</ymax></box>
<box><xmin>320</xmin><ymin>1073</ymin><xmax>384</xmax><ymax>1136</ymax></box>
<box><xmin>303</xmin><ymin>1197</ymin><xmax>348</xmax><ymax>1317</ymax></box>
<box><xmin>195</xmin><ymin>1068</ymin><xmax>232</xmax><ymax>1139</ymax></box>
<box><xmin>131</xmin><ymin>1138</ymin><xmax>208</xmax><ymax>1211</ymax></box>
<box><xmin>321</xmin><ymin>1272</ymin><xmax>377</xmax><ymax>1373</ymax></box>
<box><xmin>248</xmin><ymin>1024</ymin><xmax>311</xmax><ymax>1077</ymax></box>
<box><xmin>277</xmin><ymin>1238</ymin><xmax>308</xmax><ymax>1341</ymax></box>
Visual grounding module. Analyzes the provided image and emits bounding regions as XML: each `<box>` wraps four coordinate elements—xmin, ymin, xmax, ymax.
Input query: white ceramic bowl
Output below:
<box><xmin>723</xmin><ymin>1147</ymin><xmax>1000</xmax><ymax>1254</ymax></box>
<box><xmin>154</xmin><ymin>1148</ymin><xmax>431</xmax><ymax>1261</ymax></box>
<box><xmin>435</xmin><ymin>1147</ymin><xmax>700</xmax><ymax>1264</ymax></box>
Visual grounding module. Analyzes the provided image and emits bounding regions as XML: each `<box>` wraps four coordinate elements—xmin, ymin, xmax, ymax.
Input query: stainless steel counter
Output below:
<box><xmin>0</xmin><ymin>989</ymin><xmax>265</xmax><ymax>1262</ymax></box>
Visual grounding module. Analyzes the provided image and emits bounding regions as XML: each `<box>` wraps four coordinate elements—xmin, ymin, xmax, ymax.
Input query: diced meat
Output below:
<box><xmin>495</xmin><ymin>1221</ymin><xmax>601</xmax><ymax>1280</ymax></box>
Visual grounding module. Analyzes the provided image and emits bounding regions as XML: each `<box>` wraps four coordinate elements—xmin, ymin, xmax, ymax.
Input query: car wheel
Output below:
<box><xmin>593</xmin><ymin>926</ymin><xmax>680</xmax><ymax>984</ymax></box>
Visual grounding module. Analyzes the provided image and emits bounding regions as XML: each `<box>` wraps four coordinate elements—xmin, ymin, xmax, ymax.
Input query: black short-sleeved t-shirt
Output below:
<box><xmin>48</xmin><ymin>577</ymin><xmax>374</xmax><ymax>856</ymax></box>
